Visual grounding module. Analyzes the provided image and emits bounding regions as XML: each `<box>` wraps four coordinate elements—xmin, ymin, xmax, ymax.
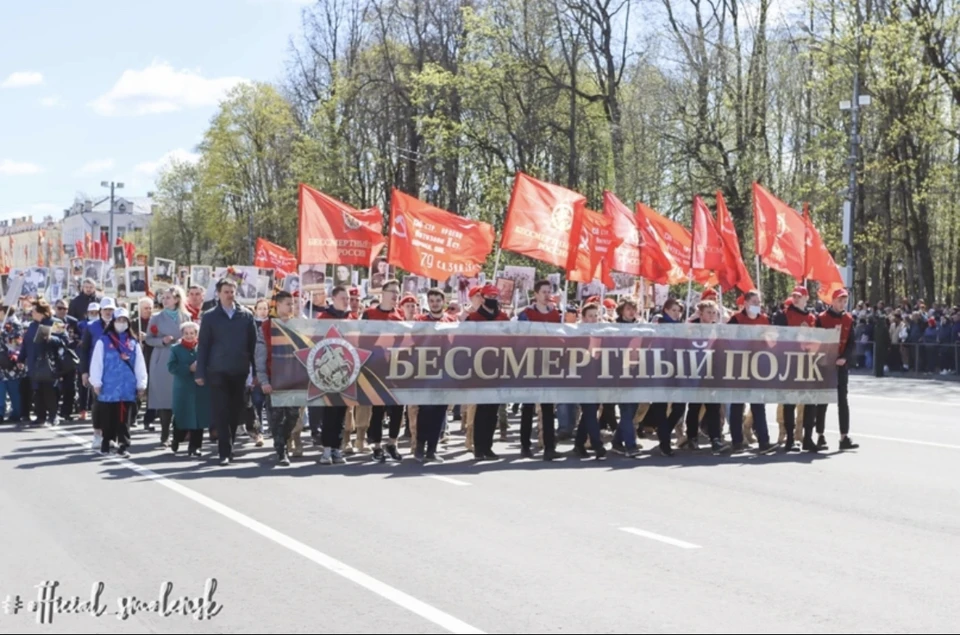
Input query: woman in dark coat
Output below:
<box><xmin>167</xmin><ymin>321</ymin><xmax>209</xmax><ymax>457</ymax></box>
<box><xmin>26</xmin><ymin>299</ymin><xmax>68</xmax><ymax>426</ymax></box>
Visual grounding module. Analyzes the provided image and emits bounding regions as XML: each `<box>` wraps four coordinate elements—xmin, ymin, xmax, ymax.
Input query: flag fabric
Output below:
<box><xmin>566</xmin><ymin>208</ymin><xmax>622</xmax><ymax>289</ymax></box>
<box><xmin>125</xmin><ymin>241</ymin><xmax>135</xmax><ymax>267</ymax></box>
<box><xmin>753</xmin><ymin>183</ymin><xmax>806</xmax><ymax>281</ymax></box>
<box><xmin>500</xmin><ymin>172</ymin><xmax>586</xmax><ymax>269</ymax></box>
<box><xmin>388</xmin><ymin>189</ymin><xmax>494</xmax><ymax>281</ymax></box>
<box><xmin>635</xmin><ymin>202</ymin><xmax>688</xmax><ymax>284</ymax></box>
<box><xmin>254</xmin><ymin>238</ymin><xmax>298</xmax><ymax>276</ymax></box>
<box><xmin>75</xmin><ymin>241</ymin><xmax>84</xmax><ymax>259</ymax></box>
<box><xmin>91</xmin><ymin>242</ymin><xmax>100</xmax><ymax>261</ymax></box>
<box><xmin>715</xmin><ymin>191</ymin><xmax>755</xmax><ymax>293</ymax></box>
<box><xmin>803</xmin><ymin>203</ymin><xmax>845</xmax><ymax>302</ymax></box>
<box><xmin>84</xmin><ymin>233</ymin><xmax>92</xmax><ymax>260</ymax></box>
<box><xmin>100</xmin><ymin>233</ymin><xmax>109</xmax><ymax>262</ymax></box>
<box><xmin>691</xmin><ymin>196</ymin><xmax>725</xmax><ymax>273</ymax></box>
<box><xmin>604</xmin><ymin>192</ymin><xmax>643</xmax><ymax>276</ymax></box>
<box><xmin>298</xmin><ymin>183</ymin><xmax>385</xmax><ymax>267</ymax></box>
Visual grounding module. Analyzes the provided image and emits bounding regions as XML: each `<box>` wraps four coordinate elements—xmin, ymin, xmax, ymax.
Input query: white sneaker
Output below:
<box><xmin>320</xmin><ymin>448</ymin><xmax>333</xmax><ymax>465</ymax></box>
<box><xmin>91</xmin><ymin>434</ymin><xmax>103</xmax><ymax>451</ymax></box>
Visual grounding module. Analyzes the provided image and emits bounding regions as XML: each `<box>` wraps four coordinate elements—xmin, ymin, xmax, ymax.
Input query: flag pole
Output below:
<box><xmin>562</xmin><ymin>278</ymin><xmax>569</xmax><ymax>312</ymax></box>
<box><xmin>685</xmin><ymin>277</ymin><xmax>693</xmax><ymax>318</ymax></box>
<box><xmin>755</xmin><ymin>256</ymin><xmax>762</xmax><ymax>298</ymax></box>
<box><xmin>491</xmin><ymin>246</ymin><xmax>503</xmax><ymax>281</ymax></box>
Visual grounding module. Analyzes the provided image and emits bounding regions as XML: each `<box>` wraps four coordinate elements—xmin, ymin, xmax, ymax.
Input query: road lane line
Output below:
<box><xmin>53</xmin><ymin>429</ymin><xmax>485</xmax><ymax>635</ymax></box>
<box><xmin>849</xmin><ymin>394</ymin><xmax>960</xmax><ymax>407</ymax></box>
<box><xmin>426</xmin><ymin>474</ymin><xmax>471</xmax><ymax>487</ymax></box>
<box><xmin>619</xmin><ymin>527</ymin><xmax>702</xmax><ymax>549</ymax></box>
<box><xmin>848</xmin><ymin>433</ymin><xmax>960</xmax><ymax>450</ymax></box>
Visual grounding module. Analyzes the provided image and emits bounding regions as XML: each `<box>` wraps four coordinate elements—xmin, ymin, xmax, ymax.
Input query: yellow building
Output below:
<box><xmin>0</xmin><ymin>216</ymin><xmax>66</xmax><ymax>272</ymax></box>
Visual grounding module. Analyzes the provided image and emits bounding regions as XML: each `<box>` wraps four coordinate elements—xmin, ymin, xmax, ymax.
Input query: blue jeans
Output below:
<box><xmin>612</xmin><ymin>403</ymin><xmax>639</xmax><ymax>450</ymax></box>
<box><xmin>556</xmin><ymin>404</ymin><xmax>576</xmax><ymax>436</ymax></box>
<box><xmin>575</xmin><ymin>403</ymin><xmax>603</xmax><ymax>450</ymax></box>
<box><xmin>729</xmin><ymin>403</ymin><xmax>770</xmax><ymax>445</ymax></box>
<box><xmin>0</xmin><ymin>379</ymin><xmax>22</xmax><ymax>421</ymax></box>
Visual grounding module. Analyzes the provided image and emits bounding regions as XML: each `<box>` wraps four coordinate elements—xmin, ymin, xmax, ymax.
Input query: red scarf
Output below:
<box><xmin>180</xmin><ymin>339</ymin><xmax>198</xmax><ymax>351</ymax></box>
<box><xmin>186</xmin><ymin>304</ymin><xmax>201</xmax><ymax>321</ymax></box>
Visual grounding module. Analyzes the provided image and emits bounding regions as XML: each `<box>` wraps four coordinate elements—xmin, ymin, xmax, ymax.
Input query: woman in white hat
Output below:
<box><xmin>89</xmin><ymin>307</ymin><xmax>147</xmax><ymax>457</ymax></box>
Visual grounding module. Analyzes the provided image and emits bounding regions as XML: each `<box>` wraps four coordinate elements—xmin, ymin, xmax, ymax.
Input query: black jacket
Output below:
<box><xmin>196</xmin><ymin>303</ymin><xmax>257</xmax><ymax>381</ymax></box>
<box><xmin>68</xmin><ymin>292</ymin><xmax>99</xmax><ymax>323</ymax></box>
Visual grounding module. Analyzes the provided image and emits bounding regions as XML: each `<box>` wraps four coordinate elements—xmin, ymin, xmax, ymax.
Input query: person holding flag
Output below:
<box><xmin>516</xmin><ymin>280</ymin><xmax>561</xmax><ymax>461</ymax></box>
<box><xmin>814</xmin><ymin>288</ymin><xmax>860</xmax><ymax>451</ymax></box>
<box><xmin>773</xmin><ymin>286</ymin><xmax>819</xmax><ymax>453</ymax></box>
<box><xmin>727</xmin><ymin>290</ymin><xmax>778</xmax><ymax>454</ymax></box>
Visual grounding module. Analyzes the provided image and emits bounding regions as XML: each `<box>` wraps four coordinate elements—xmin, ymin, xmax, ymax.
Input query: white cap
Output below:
<box><xmin>114</xmin><ymin>307</ymin><xmax>129</xmax><ymax>320</ymax></box>
<box><xmin>87</xmin><ymin>303</ymin><xmax>100</xmax><ymax>313</ymax></box>
<box><xmin>100</xmin><ymin>297</ymin><xmax>116</xmax><ymax>311</ymax></box>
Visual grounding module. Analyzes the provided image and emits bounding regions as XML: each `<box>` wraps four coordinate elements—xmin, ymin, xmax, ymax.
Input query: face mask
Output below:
<box><xmin>483</xmin><ymin>298</ymin><xmax>499</xmax><ymax>311</ymax></box>
<box><xmin>747</xmin><ymin>305</ymin><xmax>761</xmax><ymax>318</ymax></box>
<box><xmin>114</xmin><ymin>322</ymin><xmax>128</xmax><ymax>333</ymax></box>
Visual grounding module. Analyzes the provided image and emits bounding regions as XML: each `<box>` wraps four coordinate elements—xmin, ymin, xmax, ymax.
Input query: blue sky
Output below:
<box><xmin>0</xmin><ymin>0</ymin><xmax>308</xmax><ymax>221</ymax></box>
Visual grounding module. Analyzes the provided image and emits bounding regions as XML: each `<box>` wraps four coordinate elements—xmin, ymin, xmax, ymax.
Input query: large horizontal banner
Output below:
<box><xmin>269</xmin><ymin>321</ymin><xmax>840</xmax><ymax>407</ymax></box>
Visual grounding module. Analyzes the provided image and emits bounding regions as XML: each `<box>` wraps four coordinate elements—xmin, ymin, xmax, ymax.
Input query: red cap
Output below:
<box><xmin>603</xmin><ymin>298</ymin><xmax>617</xmax><ymax>309</ymax></box>
<box><xmin>784</xmin><ymin>297</ymin><xmax>795</xmax><ymax>307</ymax></box>
<box><xmin>400</xmin><ymin>294</ymin><xmax>419</xmax><ymax>306</ymax></box>
<box><xmin>481</xmin><ymin>284</ymin><xmax>500</xmax><ymax>298</ymax></box>
<box><xmin>468</xmin><ymin>286</ymin><xmax>483</xmax><ymax>298</ymax></box>
<box><xmin>586</xmin><ymin>295</ymin><xmax>600</xmax><ymax>305</ymax></box>
<box><xmin>349</xmin><ymin>287</ymin><xmax>360</xmax><ymax>297</ymax></box>
<box><xmin>701</xmin><ymin>288</ymin><xmax>718</xmax><ymax>300</ymax></box>
<box><xmin>831</xmin><ymin>288</ymin><xmax>849</xmax><ymax>301</ymax></box>
<box><xmin>792</xmin><ymin>286</ymin><xmax>809</xmax><ymax>298</ymax></box>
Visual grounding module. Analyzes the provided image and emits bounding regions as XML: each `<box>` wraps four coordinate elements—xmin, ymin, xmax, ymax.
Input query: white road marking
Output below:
<box><xmin>426</xmin><ymin>474</ymin><xmax>471</xmax><ymax>487</ymax></box>
<box><xmin>53</xmin><ymin>429</ymin><xmax>485</xmax><ymax>635</ymax></box>
<box><xmin>848</xmin><ymin>433</ymin><xmax>960</xmax><ymax>450</ymax></box>
<box><xmin>850</xmin><ymin>394</ymin><xmax>960</xmax><ymax>407</ymax></box>
<box><xmin>619</xmin><ymin>527</ymin><xmax>702</xmax><ymax>550</ymax></box>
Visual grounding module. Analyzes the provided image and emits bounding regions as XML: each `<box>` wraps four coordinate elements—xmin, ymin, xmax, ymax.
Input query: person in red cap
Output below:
<box><xmin>773</xmin><ymin>285</ymin><xmax>818</xmax><ymax>452</ymax></box>
<box><xmin>727</xmin><ymin>290</ymin><xmax>778</xmax><ymax>454</ymax></box>
<box><xmin>348</xmin><ymin>287</ymin><xmax>361</xmax><ymax>320</ymax></box>
<box><xmin>362</xmin><ymin>279</ymin><xmax>404</xmax><ymax>462</ymax></box>
<box><xmin>466</xmin><ymin>284</ymin><xmax>509</xmax><ymax>461</ymax></box>
<box><xmin>516</xmin><ymin>280</ymin><xmax>561</xmax><ymax>460</ymax></box>
<box><xmin>464</xmin><ymin>286</ymin><xmax>484</xmax><ymax>321</ymax></box>
<box><xmin>814</xmin><ymin>288</ymin><xmax>859</xmax><ymax>451</ymax></box>
<box><xmin>400</xmin><ymin>294</ymin><xmax>419</xmax><ymax>321</ymax></box>
<box><xmin>602</xmin><ymin>297</ymin><xmax>618</xmax><ymax>322</ymax></box>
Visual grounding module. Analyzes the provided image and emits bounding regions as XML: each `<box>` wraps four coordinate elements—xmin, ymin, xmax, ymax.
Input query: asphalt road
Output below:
<box><xmin>1</xmin><ymin>375</ymin><xmax>958</xmax><ymax>634</ymax></box>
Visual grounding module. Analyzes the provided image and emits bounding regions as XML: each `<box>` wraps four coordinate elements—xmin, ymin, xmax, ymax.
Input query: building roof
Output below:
<box><xmin>90</xmin><ymin>196</ymin><xmax>154</xmax><ymax>215</ymax></box>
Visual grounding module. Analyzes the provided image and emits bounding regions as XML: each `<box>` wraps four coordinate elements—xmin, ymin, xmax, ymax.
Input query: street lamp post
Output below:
<box><xmin>101</xmin><ymin>180</ymin><xmax>124</xmax><ymax>247</ymax></box>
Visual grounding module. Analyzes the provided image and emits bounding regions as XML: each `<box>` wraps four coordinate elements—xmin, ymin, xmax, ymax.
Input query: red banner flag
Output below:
<box><xmin>100</xmin><ymin>232</ymin><xmax>109</xmax><ymax>262</ymax></box>
<box><xmin>91</xmin><ymin>241</ymin><xmax>100</xmax><ymax>261</ymax></box>
<box><xmin>604</xmin><ymin>192</ymin><xmax>643</xmax><ymax>276</ymax></box>
<box><xmin>125</xmin><ymin>241</ymin><xmax>135</xmax><ymax>267</ymax></box>
<box><xmin>388</xmin><ymin>189</ymin><xmax>495</xmax><ymax>280</ymax></box>
<box><xmin>715</xmin><ymin>191</ymin><xmax>755</xmax><ymax>293</ymax></box>
<box><xmin>753</xmin><ymin>183</ymin><xmax>806</xmax><ymax>281</ymax></box>
<box><xmin>803</xmin><ymin>203</ymin><xmax>845</xmax><ymax>302</ymax></box>
<box><xmin>566</xmin><ymin>209</ymin><xmax>623</xmax><ymax>289</ymax></box>
<box><xmin>254</xmin><ymin>238</ymin><xmax>298</xmax><ymax>276</ymax></box>
<box><xmin>298</xmin><ymin>184</ymin><xmax>385</xmax><ymax>267</ymax></box>
<box><xmin>500</xmin><ymin>172</ymin><xmax>586</xmax><ymax>269</ymax></box>
<box><xmin>84</xmin><ymin>233</ymin><xmax>92</xmax><ymax>260</ymax></box>
<box><xmin>635</xmin><ymin>202</ymin><xmax>688</xmax><ymax>285</ymax></box>
<box><xmin>691</xmin><ymin>196</ymin><xmax>725</xmax><ymax>273</ymax></box>
<box><xmin>75</xmin><ymin>240</ymin><xmax>84</xmax><ymax>259</ymax></box>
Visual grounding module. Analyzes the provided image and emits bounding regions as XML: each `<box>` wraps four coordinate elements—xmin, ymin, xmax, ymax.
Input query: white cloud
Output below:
<box><xmin>0</xmin><ymin>159</ymin><xmax>42</xmax><ymax>176</ymax></box>
<box><xmin>90</xmin><ymin>61</ymin><xmax>248</xmax><ymax>116</ymax></box>
<box><xmin>75</xmin><ymin>158</ymin><xmax>116</xmax><ymax>176</ymax></box>
<box><xmin>39</xmin><ymin>96</ymin><xmax>64</xmax><ymax>108</ymax></box>
<box><xmin>1</xmin><ymin>71</ymin><xmax>44</xmax><ymax>88</ymax></box>
<box><xmin>134</xmin><ymin>148</ymin><xmax>201</xmax><ymax>175</ymax></box>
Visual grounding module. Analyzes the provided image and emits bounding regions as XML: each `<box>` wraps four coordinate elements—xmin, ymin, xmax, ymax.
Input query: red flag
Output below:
<box><xmin>298</xmin><ymin>183</ymin><xmax>385</xmax><ymax>267</ymax></box>
<box><xmin>635</xmin><ymin>202</ymin><xmax>688</xmax><ymax>284</ymax></box>
<box><xmin>691</xmin><ymin>196</ymin><xmax>725</xmax><ymax>273</ymax></box>
<box><xmin>604</xmin><ymin>192</ymin><xmax>643</xmax><ymax>276</ymax></box>
<box><xmin>388</xmin><ymin>189</ymin><xmax>494</xmax><ymax>280</ymax></box>
<box><xmin>566</xmin><ymin>209</ymin><xmax>623</xmax><ymax>289</ymax></box>
<box><xmin>254</xmin><ymin>238</ymin><xmax>297</xmax><ymax>276</ymax></box>
<box><xmin>116</xmin><ymin>236</ymin><xmax>123</xmax><ymax>247</ymax></box>
<box><xmin>84</xmin><ymin>233</ymin><xmax>92</xmax><ymax>260</ymax></box>
<box><xmin>91</xmin><ymin>241</ymin><xmax>100</xmax><ymax>261</ymax></box>
<box><xmin>715</xmin><ymin>191</ymin><xmax>755</xmax><ymax>293</ymax></box>
<box><xmin>100</xmin><ymin>232</ymin><xmax>109</xmax><ymax>262</ymax></box>
<box><xmin>75</xmin><ymin>240</ymin><xmax>84</xmax><ymax>259</ymax></box>
<box><xmin>500</xmin><ymin>172</ymin><xmax>586</xmax><ymax>269</ymax></box>
<box><xmin>803</xmin><ymin>203</ymin><xmax>845</xmax><ymax>302</ymax></box>
<box><xmin>753</xmin><ymin>183</ymin><xmax>806</xmax><ymax>281</ymax></box>
<box><xmin>125</xmin><ymin>241</ymin><xmax>135</xmax><ymax>267</ymax></box>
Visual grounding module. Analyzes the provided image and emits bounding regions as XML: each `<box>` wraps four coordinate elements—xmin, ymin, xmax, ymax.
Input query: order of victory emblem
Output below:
<box><xmin>295</xmin><ymin>326</ymin><xmax>372</xmax><ymax>401</ymax></box>
<box><xmin>550</xmin><ymin>203</ymin><xmax>575</xmax><ymax>232</ymax></box>
<box><xmin>342</xmin><ymin>210</ymin><xmax>362</xmax><ymax>231</ymax></box>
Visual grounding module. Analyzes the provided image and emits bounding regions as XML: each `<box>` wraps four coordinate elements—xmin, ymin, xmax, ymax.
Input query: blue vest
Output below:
<box><xmin>84</xmin><ymin>319</ymin><xmax>108</xmax><ymax>365</ymax></box>
<box><xmin>98</xmin><ymin>333</ymin><xmax>138</xmax><ymax>403</ymax></box>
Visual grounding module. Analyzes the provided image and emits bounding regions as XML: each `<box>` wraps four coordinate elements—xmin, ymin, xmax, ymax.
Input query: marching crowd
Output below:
<box><xmin>0</xmin><ymin>275</ymin><xmax>860</xmax><ymax>466</ymax></box>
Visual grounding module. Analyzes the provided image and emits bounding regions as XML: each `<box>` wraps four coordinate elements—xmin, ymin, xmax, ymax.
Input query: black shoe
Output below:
<box><xmin>802</xmin><ymin>438</ymin><xmax>820</xmax><ymax>453</ymax></box>
<box><xmin>711</xmin><ymin>440</ymin><xmax>729</xmax><ymax>454</ymax></box>
<box><xmin>415</xmin><ymin>451</ymin><xmax>425</xmax><ymax>463</ymax></box>
<box><xmin>385</xmin><ymin>444</ymin><xmax>403</xmax><ymax>462</ymax></box>
<box><xmin>782</xmin><ymin>442</ymin><xmax>798</xmax><ymax>453</ymax></box>
<box><xmin>373</xmin><ymin>447</ymin><xmax>386</xmax><ymax>463</ymax></box>
<box><xmin>681</xmin><ymin>440</ymin><xmax>699</xmax><ymax>451</ymax></box>
<box><xmin>595</xmin><ymin>446</ymin><xmax>607</xmax><ymax>460</ymax></box>
<box><xmin>756</xmin><ymin>441</ymin><xmax>779</xmax><ymax>455</ymax></box>
<box><xmin>839</xmin><ymin>437</ymin><xmax>860</xmax><ymax>451</ymax></box>
<box><xmin>483</xmin><ymin>451</ymin><xmax>499</xmax><ymax>461</ymax></box>
<box><xmin>659</xmin><ymin>446</ymin><xmax>675</xmax><ymax>457</ymax></box>
<box><xmin>543</xmin><ymin>448</ymin><xmax>561</xmax><ymax>461</ymax></box>
<box><xmin>572</xmin><ymin>445</ymin><xmax>590</xmax><ymax>459</ymax></box>
<box><xmin>611</xmin><ymin>440</ymin><xmax>626</xmax><ymax>454</ymax></box>
<box><xmin>520</xmin><ymin>447</ymin><xmax>535</xmax><ymax>459</ymax></box>
<box><xmin>817</xmin><ymin>435</ymin><xmax>829</xmax><ymax>450</ymax></box>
